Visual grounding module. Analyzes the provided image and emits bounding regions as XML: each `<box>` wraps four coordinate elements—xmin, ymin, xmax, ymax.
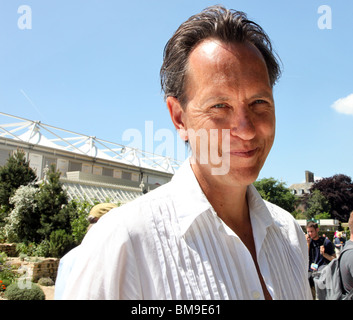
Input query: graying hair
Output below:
<box><xmin>160</xmin><ymin>5</ymin><xmax>282</xmax><ymax>107</ymax></box>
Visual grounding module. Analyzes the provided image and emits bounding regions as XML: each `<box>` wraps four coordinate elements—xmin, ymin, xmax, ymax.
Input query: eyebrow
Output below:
<box><xmin>250</xmin><ymin>91</ymin><xmax>274</xmax><ymax>100</ymax></box>
<box><xmin>201</xmin><ymin>91</ymin><xmax>274</xmax><ymax>106</ymax></box>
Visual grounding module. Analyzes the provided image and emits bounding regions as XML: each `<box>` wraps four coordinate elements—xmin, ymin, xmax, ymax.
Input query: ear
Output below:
<box><xmin>166</xmin><ymin>96</ymin><xmax>188</xmax><ymax>142</ymax></box>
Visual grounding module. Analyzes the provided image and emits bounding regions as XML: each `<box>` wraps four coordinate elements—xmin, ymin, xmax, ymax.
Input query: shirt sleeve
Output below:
<box><xmin>324</xmin><ymin>239</ymin><xmax>335</xmax><ymax>255</ymax></box>
<box><xmin>61</xmin><ymin>212</ymin><xmax>142</xmax><ymax>299</ymax></box>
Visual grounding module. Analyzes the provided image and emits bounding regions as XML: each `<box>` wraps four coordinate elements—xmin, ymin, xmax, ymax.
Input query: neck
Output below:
<box><xmin>191</xmin><ymin>162</ymin><xmax>249</xmax><ymax>227</ymax></box>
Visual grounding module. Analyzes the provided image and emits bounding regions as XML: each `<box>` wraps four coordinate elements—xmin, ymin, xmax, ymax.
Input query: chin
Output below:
<box><xmin>225</xmin><ymin>166</ymin><xmax>261</xmax><ymax>187</ymax></box>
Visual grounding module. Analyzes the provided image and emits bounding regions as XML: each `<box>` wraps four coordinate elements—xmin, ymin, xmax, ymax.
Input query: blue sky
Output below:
<box><xmin>0</xmin><ymin>0</ymin><xmax>352</xmax><ymax>186</ymax></box>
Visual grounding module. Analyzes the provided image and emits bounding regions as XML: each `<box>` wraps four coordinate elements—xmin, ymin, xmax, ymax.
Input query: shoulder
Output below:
<box><xmin>263</xmin><ymin>200</ymin><xmax>307</xmax><ymax>246</ymax></box>
<box><xmin>83</xmin><ymin>182</ymin><xmax>174</xmax><ymax>242</ymax></box>
<box><xmin>342</xmin><ymin>241</ymin><xmax>353</xmax><ymax>255</ymax></box>
<box><xmin>340</xmin><ymin>242</ymin><xmax>353</xmax><ymax>269</ymax></box>
<box><xmin>264</xmin><ymin>200</ymin><xmax>299</xmax><ymax>229</ymax></box>
<box><xmin>322</xmin><ymin>236</ymin><xmax>334</xmax><ymax>247</ymax></box>
<box><xmin>248</xmin><ymin>185</ymin><xmax>299</xmax><ymax>230</ymax></box>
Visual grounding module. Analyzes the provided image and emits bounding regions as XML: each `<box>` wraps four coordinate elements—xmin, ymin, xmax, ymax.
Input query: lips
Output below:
<box><xmin>229</xmin><ymin>147</ymin><xmax>258</xmax><ymax>158</ymax></box>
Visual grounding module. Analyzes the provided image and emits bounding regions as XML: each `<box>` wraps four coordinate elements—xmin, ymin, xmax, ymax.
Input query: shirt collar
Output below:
<box><xmin>247</xmin><ymin>184</ymin><xmax>274</xmax><ymax>253</ymax></box>
<box><xmin>171</xmin><ymin>158</ymin><xmax>274</xmax><ymax>239</ymax></box>
<box><xmin>170</xmin><ymin>158</ymin><xmax>213</xmax><ymax>235</ymax></box>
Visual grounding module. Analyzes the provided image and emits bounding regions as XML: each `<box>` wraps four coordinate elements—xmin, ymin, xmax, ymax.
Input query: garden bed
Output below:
<box><xmin>7</xmin><ymin>257</ymin><xmax>59</xmax><ymax>283</ymax></box>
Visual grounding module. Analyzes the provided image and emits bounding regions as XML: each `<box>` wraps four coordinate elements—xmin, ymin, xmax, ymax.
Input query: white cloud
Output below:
<box><xmin>331</xmin><ymin>93</ymin><xmax>353</xmax><ymax>115</ymax></box>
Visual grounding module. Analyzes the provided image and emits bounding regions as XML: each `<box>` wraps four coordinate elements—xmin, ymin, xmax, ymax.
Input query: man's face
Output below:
<box><xmin>307</xmin><ymin>227</ymin><xmax>319</xmax><ymax>240</ymax></box>
<box><xmin>181</xmin><ymin>39</ymin><xmax>275</xmax><ymax>187</ymax></box>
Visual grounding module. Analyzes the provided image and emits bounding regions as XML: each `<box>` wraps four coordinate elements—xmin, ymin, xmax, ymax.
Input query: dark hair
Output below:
<box><xmin>306</xmin><ymin>221</ymin><xmax>319</xmax><ymax>229</ymax></box>
<box><xmin>160</xmin><ymin>5</ymin><xmax>282</xmax><ymax>107</ymax></box>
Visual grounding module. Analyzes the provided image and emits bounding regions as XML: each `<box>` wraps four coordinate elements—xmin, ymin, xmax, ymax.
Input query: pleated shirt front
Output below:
<box><xmin>62</xmin><ymin>159</ymin><xmax>312</xmax><ymax>300</ymax></box>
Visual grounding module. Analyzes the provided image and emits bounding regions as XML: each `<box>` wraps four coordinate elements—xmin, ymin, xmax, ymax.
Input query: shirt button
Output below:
<box><xmin>252</xmin><ymin>291</ymin><xmax>261</xmax><ymax>300</ymax></box>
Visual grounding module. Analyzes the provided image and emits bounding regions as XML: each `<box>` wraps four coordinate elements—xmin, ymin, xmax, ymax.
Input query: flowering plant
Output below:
<box><xmin>0</xmin><ymin>252</ymin><xmax>18</xmax><ymax>292</ymax></box>
<box><xmin>0</xmin><ymin>279</ymin><xmax>6</xmax><ymax>292</ymax></box>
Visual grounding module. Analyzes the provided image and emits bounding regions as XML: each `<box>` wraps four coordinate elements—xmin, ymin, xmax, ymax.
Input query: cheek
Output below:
<box><xmin>256</xmin><ymin>116</ymin><xmax>276</xmax><ymax>144</ymax></box>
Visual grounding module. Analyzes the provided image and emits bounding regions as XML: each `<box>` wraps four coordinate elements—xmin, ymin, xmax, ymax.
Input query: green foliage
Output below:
<box><xmin>253</xmin><ymin>177</ymin><xmax>296</xmax><ymax>213</ymax></box>
<box><xmin>0</xmin><ymin>147</ymin><xmax>123</xmax><ymax>258</ymax></box>
<box><xmin>314</xmin><ymin>211</ymin><xmax>331</xmax><ymax>220</ymax></box>
<box><xmin>4</xmin><ymin>282</ymin><xmax>45</xmax><ymax>300</ymax></box>
<box><xmin>36</xmin><ymin>164</ymin><xmax>71</xmax><ymax>240</ymax></box>
<box><xmin>0</xmin><ymin>252</ymin><xmax>6</xmax><ymax>264</ymax></box>
<box><xmin>16</xmin><ymin>241</ymin><xmax>50</xmax><ymax>258</ymax></box>
<box><xmin>5</xmin><ymin>198</ymin><xmax>95</xmax><ymax>258</ymax></box>
<box><xmin>0</xmin><ymin>252</ymin><xmax>18</xmax><ymax>289</ymax></box>
<box><xmin>3</xmin><ymin>164</ymin><xmax>74</xmax><ymax>246</ymax></box>
<box><xmin>48</xmin><ymin>229</ymin><xmax>74</xmax><ymax>258</ymax></box>
<box><xmin>37</xmin><ymin>277</ymin><xmax>54</xmax><ymax>286</ymax></box>
<box><xmin>304</xmin><ymin>189</ymin><xmax>331</xmax><ymax>220</ymax></box>
<box><xmin>4</xmin><ymin>185</ymin><xmax>40</xmax><ymax>243</ymax></box>
<box><xmin>68</xmin><ymin>198</ymin><xmax>96</xmax><ymax>244</ymax></box>
<box><xmin>0</xmin><ymin>149</ymin><xmax>37</xmax><ymax>226</ymax></box>
<box><xmin>291</xmin><ymin>209</ymin><xmax>306</xmax><ymax>219</ymax></box>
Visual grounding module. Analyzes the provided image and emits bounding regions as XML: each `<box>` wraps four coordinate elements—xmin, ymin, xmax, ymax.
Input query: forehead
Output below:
<box><xmin>185</xmin><ymin>39</ymin><xmax>271</xmax><ymax>97</ymax></box>
<box><xmin>188</xmin><ymin>39</ymin><xmax>267</xmax><ymax>74</ymax></box>
<box><xmin>192</xmin><ymin>39</ymin><xmax>265</xmax><ymax>62</ymax></box>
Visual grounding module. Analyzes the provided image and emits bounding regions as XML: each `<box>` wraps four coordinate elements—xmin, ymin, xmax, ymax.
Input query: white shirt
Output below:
<box><xmin>61</xmin><ymin>159</ymin><xmax>312</xmax><ymax>300</ymax></box>
<box><xmin>54</xmin><ymin>245</ymin><xmax>80</xmax><ymax>299</ymax></box>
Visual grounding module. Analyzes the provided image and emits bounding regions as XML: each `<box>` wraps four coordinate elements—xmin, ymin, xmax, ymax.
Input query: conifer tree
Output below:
<box><xmin>0</xmin><ymin>149</ymin><xmax>37</xmax><ymax>226</ymax></box>
<box><xmin>35</xmin><ymin>164</ymin><xmax>71</xmax><ymax>240</ymax></box>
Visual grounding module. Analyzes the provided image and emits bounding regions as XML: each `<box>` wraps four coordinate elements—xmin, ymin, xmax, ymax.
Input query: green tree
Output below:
<box><xmin>0</xmin><ymin>149</ymin><xmax>37</xmax><ymax>226</ymax></box>
<box><xmin>67</xmin><ymin>198</ymin><xmax>97</xmax><ymax>244</ymax></box>
<box><xmin>253</xmin><ymin>177</ymin><xmax>296</xmax><ymax>213</ymax></box>
<box><xmin>3</xmin><ymin>185</ymin><xmax>40</xmax><ymax>243</ymax></box>
<box><xmin>36</xmin><ymin>164</ymin><xmax>71</xmax><ymax>240</ymax></box>
<box><xmin>304</xmin><ymin>189</ymin><xmax>331</xmax><ymax>220</ymax></box>
<box><xmin>3</xmin><ymin>164</ymin><xmax>73</xmax><ymax>245</ymax></box>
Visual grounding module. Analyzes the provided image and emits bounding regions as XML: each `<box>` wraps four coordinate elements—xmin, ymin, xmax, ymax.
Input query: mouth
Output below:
<box><xmin>228</xmin><ymin>147</ymin><xmax>258</xmax><ymax>158</ymax></box>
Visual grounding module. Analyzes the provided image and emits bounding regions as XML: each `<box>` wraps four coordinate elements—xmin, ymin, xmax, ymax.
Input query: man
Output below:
<box><xmin>306</xmin><ymin>221</ymin><xmax>335</xmax><ymax>296</ymax></box>
<box><xmin>340</xmin><ymin>211</ymin><xmax>353</xmax><ymax>295</ymax></box>
<box><xmin>306</xmin><ymin>221</ymin><xmax>336</xmax><ymax>269</ymax></box>
<box><xmin>61</xmin><ymin>6</ymin><xmax>312</xmax><ymax>300</ymax></box>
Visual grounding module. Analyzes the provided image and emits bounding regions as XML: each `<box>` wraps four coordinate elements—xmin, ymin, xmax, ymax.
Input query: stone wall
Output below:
<box><xmin>1</xmin><ymin>244</ymin><xmax>59</xmax><ymax>282</ymax></box>
<box><xmin>31</xmin><ymin>258</ymin><xmax>59</xmax><ymax>282</ymax></box>
<box><xmin>0</xmin><ymin>243</ymin><xmax>17</xmax><ymax>257</ymax></box>
<box><xmin>8</xmin><ymin>257</ymin><xmax>60</xmax><ymax>283</ymax></box>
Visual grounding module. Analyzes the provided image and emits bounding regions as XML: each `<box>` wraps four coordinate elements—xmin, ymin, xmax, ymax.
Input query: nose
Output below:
<box><xmin>230</xmin><ymin>108</ymin><xmax>256</xmax><ymax>140</ymax></box>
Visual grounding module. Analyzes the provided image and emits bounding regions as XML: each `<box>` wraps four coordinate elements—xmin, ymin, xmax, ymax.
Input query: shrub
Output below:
<box><xmin>33</xmin><ymin>240</ymin><xmax>50</xmax><ymax>257</ymax></box>
<box><xmin>68</xmin><ymin>198</ymin><xmax>95</xmax><ymax>244</ymax></box>
<box><xmin>0</xmin><ymin>252</ymin><xmax>18</xmax><ymax>287</ymax></box>
<box><xmin>36</xmin><ymin>165</ymin><xmax>71</xmax><ymax>240</ymax></box>
<box><xmin>48</xmin><ymin>229</ymin><xmax>74</xmax><ymax>258</ymax></box>
<box><xmin>0</xmin><ymin>149</ymin><xmax>37</xmax><ymax>227</ymax></box>
<box><xmin>4</xmin><ymin>282</ymin><xmax>45</xmax><ymax>300</ymax></box>
<box><xmin>4</xmin><ymin>185</ymin><xmax>39</xmax><ymax>243</ymax></box>
<box><xmin>38</xmin><ymin>277</ymin><xmax>54</xmax><ymax>286</ymax></box>
<box><xmin>0</xmin><ymin>279</ymin><xmax>9</xmax><ymax>292</ymax></box>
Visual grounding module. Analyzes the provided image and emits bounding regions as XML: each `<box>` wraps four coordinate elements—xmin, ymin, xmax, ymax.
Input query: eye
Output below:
<box><xmin>211</xmin><ymin>103</ymin><xmax>227</xmax><ymax>109</ymax></box>
<box><xmin>253</xmin><ymin>99</ymin><xmax>267</xmax><ymax>105</ymax></box>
